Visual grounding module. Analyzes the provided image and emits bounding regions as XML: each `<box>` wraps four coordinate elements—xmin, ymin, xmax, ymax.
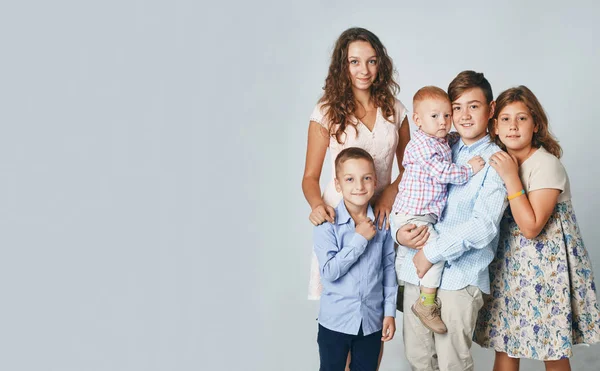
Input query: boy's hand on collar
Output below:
<box><xmin>355</xmin><ymin>217</ymin><xmax>377</xmax><ymax>241</ymax></box>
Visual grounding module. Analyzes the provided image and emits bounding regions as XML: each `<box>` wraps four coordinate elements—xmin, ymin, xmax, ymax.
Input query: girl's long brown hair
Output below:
<box><xmin>491</xmin><ymin>86</ymin><xmax>562</xmax><ymax>158</ymax></box>
<box><xmin>319</xmin><ymin>28</ymin><xmax>399</xmax><ymax>144</ymax></box>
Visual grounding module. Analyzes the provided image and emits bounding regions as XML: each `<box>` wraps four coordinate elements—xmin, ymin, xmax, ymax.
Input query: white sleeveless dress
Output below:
<box><xmin>307</xmin><ymin>99</ymin><xmax>408</xmax><ymax>299</ymax></box>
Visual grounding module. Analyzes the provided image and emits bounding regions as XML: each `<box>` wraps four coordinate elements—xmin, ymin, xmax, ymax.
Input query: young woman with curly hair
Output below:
<box><xmin>302</xmin><ymin>27</ymin><xmax>412</xmax><ymax>370</ymax></box>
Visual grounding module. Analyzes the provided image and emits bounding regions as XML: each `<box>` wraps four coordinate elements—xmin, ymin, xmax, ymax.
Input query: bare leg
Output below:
<box><xmin>544</xmin><ymin>359</ymin><xmax>571</xmax><ymax>371</ymax></box>
<box><xmin>345</xmin><ymin>352</ymin><xmax>350</xmax><ymax>371</ymax></box>
<box><xmin>421</xmin><ymin>286</ymin><xmax>436</xmax><ymax>294</ymax></box>
<box><xmin>493</xmin><ymin>352</ymin><xmax>520</xmax><ymax>371</ymax></box>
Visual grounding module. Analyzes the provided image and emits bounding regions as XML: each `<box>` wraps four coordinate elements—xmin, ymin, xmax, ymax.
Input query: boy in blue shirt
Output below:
<box><xmin>313</xmin><ymin>147</ymin><xmax>397</xmax><ymax>371</ymax></box>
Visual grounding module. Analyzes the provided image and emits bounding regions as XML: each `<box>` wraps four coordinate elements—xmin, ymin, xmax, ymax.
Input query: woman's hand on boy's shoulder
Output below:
<box><xmin>373</xmin><ymin>184</ymin><xmax>396</xmax><ymax>230</ymax></box>
<box><xmin>309</xmin><ymin>204</ymin><xmax>335</xmax><ymax>226</ymax></box>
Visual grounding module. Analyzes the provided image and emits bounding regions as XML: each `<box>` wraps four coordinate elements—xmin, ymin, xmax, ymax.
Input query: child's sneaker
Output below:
<box><xmin>411</xmin><ymin>297</ymin><xmax>447</xmax><ymax>334</ymax></box>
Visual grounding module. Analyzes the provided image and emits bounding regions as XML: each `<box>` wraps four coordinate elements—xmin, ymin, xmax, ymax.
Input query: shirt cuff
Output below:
<box><xmin>349</xmin><ymin>233</ymin><xmax>369</xmax><ymax>252</ymax></box>
<box><xmin>423</xmin><ymin>242</ymin><xmax>443</xmax><ymax>264</ymax></box>
<box><xmin>384</xmin><ymin>302</ymin><xmax>397</xmax><ymax>318</ymax></box>
<box><xmin>465</xmin><ymin>163</ymin><xmax>473</xmax><ymax>177</ymax></box>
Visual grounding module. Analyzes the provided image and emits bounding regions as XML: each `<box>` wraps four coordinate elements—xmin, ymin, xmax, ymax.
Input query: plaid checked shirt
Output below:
<box><xmin>396</xmin><ymin>135</ymin><xmax>508</xmax><ymax>293</ymax></box>
<box><xmin>392</xmin><ymin>129</ymin><xmax>472</xmax><ymax>218</ymax></box>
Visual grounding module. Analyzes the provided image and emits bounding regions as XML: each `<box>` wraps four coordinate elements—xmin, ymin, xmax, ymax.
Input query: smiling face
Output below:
<box><xmin>347</xmin><ymin>41</ymin><xmax>378</xmax><ymax>93</ymax></box>
<box><xmin>451</xmin><ymin>87</ymin><xmax>495</xmax><ymax>145</ymax></box>
<box><xmin>334</xmin><ymin>158</ymin><xmax>376</xmax><ymax>209</ymax></box>
<box><xmin>495</xmin><ymin>101</ymin><xmax>537</xmax><ymax>153</ymax></box>
<box><xmin>414</xmin><ymin>98</ymin><xmax>453</xmax><ymax>138</ymax></box>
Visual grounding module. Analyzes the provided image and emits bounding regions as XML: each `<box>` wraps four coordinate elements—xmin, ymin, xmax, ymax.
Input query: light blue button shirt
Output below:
<box><xmin>396</xmin><ymin>135</ymin><xmax>508</xmax><ymax>294</ymax></box>
<box><xmin>314</xmin><ymin>201</ymin><xmax>397</xmax><ymax>336</ymax></box>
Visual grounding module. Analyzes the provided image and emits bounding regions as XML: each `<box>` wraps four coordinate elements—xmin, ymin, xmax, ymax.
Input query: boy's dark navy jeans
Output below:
<box><xmin>317</xmin><ymin>323</ymin><xmax>382</xmax><ymax>371</ymax></box>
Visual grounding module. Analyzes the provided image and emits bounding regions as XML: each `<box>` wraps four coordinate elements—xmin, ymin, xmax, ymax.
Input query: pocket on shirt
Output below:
<box><xmin>368</xmin><ymin>241</ymin><xmax>383</xmax><ymax>256</ymax></box>
<box><xmin>367</xmin><ymin>241</ymin><xmax>384</xmax><ymax>278</ymax></box>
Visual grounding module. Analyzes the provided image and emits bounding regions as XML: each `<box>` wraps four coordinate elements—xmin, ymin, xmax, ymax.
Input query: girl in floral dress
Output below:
<box><xmin>474</xmin><ymin>85</ymin><xmax>600</xmax><ymax>371</ymax></box>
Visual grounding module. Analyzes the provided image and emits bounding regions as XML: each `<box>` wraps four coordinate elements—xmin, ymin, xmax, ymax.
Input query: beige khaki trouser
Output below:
<box><xmin>402</xmin><ymin>282</ymin><xmax>484</xmax><ymax>371</ymax></box>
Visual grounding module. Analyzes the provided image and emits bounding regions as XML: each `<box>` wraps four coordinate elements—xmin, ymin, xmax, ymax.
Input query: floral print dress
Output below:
<box><xmin>474</xmin><ymin>147</ymin><xmax>600</xmax><ymax>360</ymax></box>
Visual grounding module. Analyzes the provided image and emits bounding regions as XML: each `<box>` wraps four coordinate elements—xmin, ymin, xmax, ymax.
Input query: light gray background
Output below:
<box><xmin>0</xmin><ymin>1</ymin><xmax>599</xmax><ymax>370</ymax></box>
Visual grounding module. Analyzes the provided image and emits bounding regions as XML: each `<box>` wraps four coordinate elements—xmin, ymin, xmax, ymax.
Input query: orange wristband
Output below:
<box><xmin>507</xmin><ymin>189</ymin><xmax>525</xmax><ymax>200</ymax></box>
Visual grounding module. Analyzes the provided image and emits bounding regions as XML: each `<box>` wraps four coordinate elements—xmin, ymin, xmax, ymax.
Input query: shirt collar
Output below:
<box><xmin>457</xmin><ymin>134</ymin><xmax>492</xmax><ymax>152</ymax></box>
<box><xmin>336</xmin><ymin>200</ymin><xmax>376</xmax><ymax>225</ymax></box>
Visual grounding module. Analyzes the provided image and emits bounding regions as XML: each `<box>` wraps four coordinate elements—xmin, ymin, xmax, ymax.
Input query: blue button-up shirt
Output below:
<box><xmin>396</xmin><ymin>135</ymin><xmax>508</xmax><ymax>294</ymax></box>
<box><xmin>314</xmin><ymin>201</ymin><xmax>397</xmax><ymax>335</ymax></box>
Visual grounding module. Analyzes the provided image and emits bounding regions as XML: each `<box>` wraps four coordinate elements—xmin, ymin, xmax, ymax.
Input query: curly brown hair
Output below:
<box><xmin>491</xmin><ymin>86</ymin><xmax>562</xmax><ymax>158</ymax></box>
<box><xmin>319</xmin><ymin>28</ymin><xmax>399</xmax><ymax>144</ymax></box>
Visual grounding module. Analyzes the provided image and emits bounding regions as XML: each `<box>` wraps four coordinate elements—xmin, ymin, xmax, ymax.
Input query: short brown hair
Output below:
<box><xmin>492</xmin><ymin>85</ymin><xmax>562</xmax><ymax>158</ymax></box>
<box><xmin>413</xmin><ymin>86</ymin><xmax>450</xmax><ymax>110</ymax></box>
<box><xmin>448</xmin><ymin>70</ymin><xmax>493</xmax><ymax>104</ymax></box>
<box><xmin>334</xmin><ymin>147</ymin><xmax>375</xmax><ymax>176</ymax></box>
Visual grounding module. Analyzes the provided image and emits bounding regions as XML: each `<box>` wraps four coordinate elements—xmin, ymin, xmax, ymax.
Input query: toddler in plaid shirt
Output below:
<box><xmin>390</xmin><ymin>86</ymin><xmax>485</xmax><ymax>333</ymax></box>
